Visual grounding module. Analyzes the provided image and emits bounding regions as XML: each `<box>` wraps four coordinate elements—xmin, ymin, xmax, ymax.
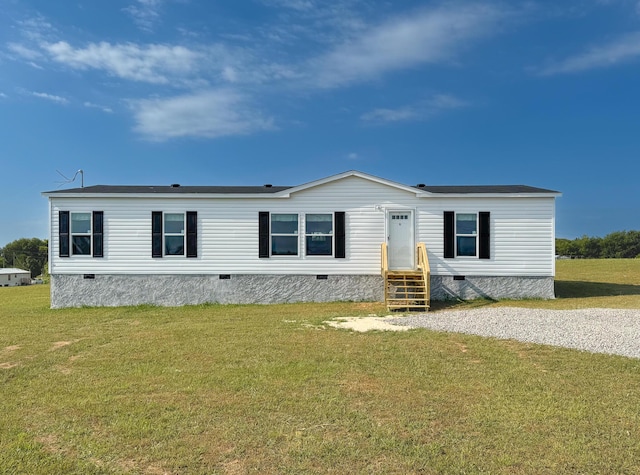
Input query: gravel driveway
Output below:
<box><xmin>390</xmin><ymin>307</ymin><xmax>640</xmax><ymax>359</ymax></box>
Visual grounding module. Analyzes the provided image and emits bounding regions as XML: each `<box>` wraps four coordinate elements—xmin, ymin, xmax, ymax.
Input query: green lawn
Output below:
<box><xmin>2</xmin><ymin>261</ymin><xmax>640</xmax><ymax>474</ymax></box>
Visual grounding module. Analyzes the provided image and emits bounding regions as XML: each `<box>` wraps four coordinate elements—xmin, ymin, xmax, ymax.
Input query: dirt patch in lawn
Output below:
<box><xmin>51</xmin><ymin>341</ymin><xmax>74</xmax><ymax>350</ymax></box>
<box><xmin>325</xmin><ymin>316</ymin><xmax>410</xmax><ymax>332</ymax></box>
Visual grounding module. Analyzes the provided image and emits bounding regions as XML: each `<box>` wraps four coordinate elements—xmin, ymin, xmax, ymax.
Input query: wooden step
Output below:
<box><xmin>384</xmin><ymin>269</ymin><xmax>429</xmax><ymax>312</ymax></box>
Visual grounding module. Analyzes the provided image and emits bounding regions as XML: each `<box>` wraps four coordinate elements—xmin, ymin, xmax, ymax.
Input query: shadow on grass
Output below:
<box><xmin>555</xmin><ymin>281</ymin><xmax>640</xmax><ymax>299</ymax></box>
<box><xmin>426</xmin><ymin>281</ymin><xmax>640</xmax><ymax>311</ymax></box>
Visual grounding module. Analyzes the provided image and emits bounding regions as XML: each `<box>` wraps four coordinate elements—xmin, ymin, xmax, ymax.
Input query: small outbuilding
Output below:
<box><xmin>0</xmin><ymin>268</ymin><xmax>31</xmax><ymax>287</ymax></box>
<box><xmin>42</xmin><ymin>170</ymin><xmax>561</xmax><ymax>309</ymax></box>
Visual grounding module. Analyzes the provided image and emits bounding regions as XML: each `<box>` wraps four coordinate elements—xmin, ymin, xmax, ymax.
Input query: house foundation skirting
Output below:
<box><xmin>50</xmin><ymin>274</ymin><xmax>385</xmax><ymax>309</ymax></box>
<box><xmin>430</xmin><ymin>275</ymin><xmax>555</xmax><ymax>301</ymax></box>
<box><xmin>50</xmin><ymin>274</ymin><xmax>555</xmax><ymax>309</ymax></box>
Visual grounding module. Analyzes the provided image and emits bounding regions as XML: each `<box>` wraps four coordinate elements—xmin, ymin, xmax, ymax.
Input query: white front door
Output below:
<box><xmin>387</xmin><ymin>210</ymin><xmax>414</xmax><ymax>270</ymax></box>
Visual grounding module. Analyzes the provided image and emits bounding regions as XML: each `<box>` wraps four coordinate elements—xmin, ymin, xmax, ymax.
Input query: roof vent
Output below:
<box><xmin>171</xmin><ymin>183</ymin><xmax>181</xmax><ymax>188</ymax></box>
<box><xmin>264</xmin><ymin>184</ymin><xmax>272</xmax><ymax>188</ymax></box>
<box><xmin>417</xmin><ymin>183</ymin><xmax>426</xmax><ymax>188</ymax></box>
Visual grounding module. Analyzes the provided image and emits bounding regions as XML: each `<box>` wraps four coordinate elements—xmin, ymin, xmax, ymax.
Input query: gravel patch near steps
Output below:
<box><xmin>389</xmin><ymin>308</ymin><xmax>640</xmax><ymax>359</ymax></box>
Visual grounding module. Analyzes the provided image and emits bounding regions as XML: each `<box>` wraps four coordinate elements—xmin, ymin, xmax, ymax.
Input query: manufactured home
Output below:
<box><xmin>0</xmin><ymin>268</ymin><xmax>31</xmax><ymax>287</ymax></box>
<box><xmin>43</xmin><ymin>170</ymin><xmax>560</xmax><ymax>309</ymax></box>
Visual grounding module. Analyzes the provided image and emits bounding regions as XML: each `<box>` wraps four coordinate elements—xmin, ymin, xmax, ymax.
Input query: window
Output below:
<box><xmin>444</xmin><ymin>211</ymin><xmax>490</xmax><ymax>259</ymax></box>
<box><xmin>152</xmin><ymin>211</ymin><xmax>197</xmax><ymax>258</ymax></box>
<box><xmin>306</xmin><ymin>214</ymin><xmax>333</xmax><ymax>256</ymax></box>
<box><xmin>271</xmin><ymin>213</ymin><xmax>298</xmax><ymax>256</ymax></box>
<box><xmin>59</xmin><ymin>211</ymin><xmax>104</xmax><ymax>258</ymax></box>
<box><xmin>456</xmin><ymin>213</ymin><xmax>477</xmax><ymax>257</ymax></box>
<box><xmin>164</xmin><ymin>213</ymin><xmax>185</xmax><ymax>255</ymax></box>
<box><xmin>258</xmin><ymin>211</ymin><xmax>346</xmax><ymax>259</ymax></box>
<box><xmin>71</xmin><ymin>213</ymin><xmax>92</xmax><ymax>255</ymax></box>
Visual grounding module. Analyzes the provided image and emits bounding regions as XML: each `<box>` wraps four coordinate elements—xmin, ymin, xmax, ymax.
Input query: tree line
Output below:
<box><xmin>556</xmin><ymin>231</ymin><xmax>640</xmax><ymax>259</ymax></box>
<box><xmin>0</xmin><ymin>238</ymin><xmax>48</xmax><ymax>278</ymax></box>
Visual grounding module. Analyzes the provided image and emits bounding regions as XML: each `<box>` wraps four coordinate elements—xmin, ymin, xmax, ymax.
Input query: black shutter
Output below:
<box><xmin>186</xmin><ymin>211</ymin><xmax>197</xmax><ymax>258</ymax></box>
<box><xmin>258</xmin><ymin>212</ymin><xmax>269</xmax><ymax>258</ymax></box>
<box><xmin>92</xmin><ymin>211</ymin><xmax>104</xmax><ymax>258</ymax></box>
<box><xmin>444</xmin><ymin>211</ymin><xmax>455</xmax><ymax>258</ymax></box>
<box><xmin>479</xmin><ymin>211</ymin><xmax>490</xmax><ymax>259</ymax></box>
<box><xmin>59</xmin><ymin>211</ymin><xmax>70</xmax><ymax>258</ymax></box>
<box><xmin>334</xmin><ymin>211</ymin><xmax>346</xmax><ymax>258</ymax></box>
<box><xmin>152</xmin><ymin>211</ymin><xmax>163</xmax><ymax>258</ymax></box>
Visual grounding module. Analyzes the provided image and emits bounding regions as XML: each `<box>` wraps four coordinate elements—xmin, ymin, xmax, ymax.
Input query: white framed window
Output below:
<box><xmin>152</xmin><ymin>211</ymin><xmax>196</xmax><ymax>258</ymax></box>
<box><xmin>164</xmin><ymin>213</ymin><xmax>185</xmax><ymax>256</ymax></box>
<box><xmin>271</xmin><ymin>213</ymin><xmax>298</xmax><ymax>256</ymax></box>
<box><xmin>305</xmin><ymin>214</ymin><xmax>333</xmax><ymax>256</ymax></box>
<box><xmin>71</xmin><ymin>212</ymin><xmax>92</xmax><ymax>255</ymax></box>
<box><xmin>456</xmin><ymin>213</ymin><xmax>477</xmax><ymax>257</ymax></box>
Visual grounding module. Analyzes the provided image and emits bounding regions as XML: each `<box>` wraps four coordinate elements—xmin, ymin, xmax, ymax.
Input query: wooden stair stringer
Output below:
<box><xmin>385</xmin><ymin>270</ymin><xmax>429</xmax><ymax>311</ymax></box>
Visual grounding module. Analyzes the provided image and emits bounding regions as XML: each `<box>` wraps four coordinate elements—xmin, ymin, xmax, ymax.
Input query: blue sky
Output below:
<box><xmin>1</xmin><ymin>0</ymin><xmax>639</xmax><ymax>247</ymax></box>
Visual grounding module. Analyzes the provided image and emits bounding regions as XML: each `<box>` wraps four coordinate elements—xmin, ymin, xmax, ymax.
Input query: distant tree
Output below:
<box><xmin>556</xmin><ymin>230</ymin><xmax>640</xmax><ymax>259</ymax></box>
<box><xmin>602</xmin><ymin>231</ymin><xmax>640</xmax><ymax>258</ymax></box>
<box><xmin>0</xmin><ymin>238</ymin><xmax>48</xmax><ymax>278</ymax></box>
<box><xmin>581</xmin><ymin>235</ymin><xmax>602</xmax><ymax>258</ymax></box>
<box><xmin>555</xmin><ymin>238</ymin><xmax>575</xmax><ymax>257</ymax></box>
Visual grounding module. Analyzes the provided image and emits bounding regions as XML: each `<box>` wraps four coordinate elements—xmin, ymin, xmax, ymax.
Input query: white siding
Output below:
<box><xmin>49</xmin><ymin>175</ymin><xmax>556</xmax><ymax>277</ymax></box>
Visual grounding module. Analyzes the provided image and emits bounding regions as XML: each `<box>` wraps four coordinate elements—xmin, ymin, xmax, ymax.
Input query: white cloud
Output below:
<box><xmin>131</xmin><ymin>89</ymin><xmax>275</xmax><ymax>140</ymax></box>
<box><xmin>308</xmin><ymin>4</ymin><xmax>504</xmax><ymax>88</ymax></box>
<box><xmin>84</xmin><ymin>102</ymin><xmax>114</xmax><ymax>113</ymax></box>
<box><xmin>222</xmin><ymin>66</ymin><xmax>238</xmax><ymax>82</ymax></box>
<box><xmin>31</xmin><ymin>92</ymin><xmax>69</xmax><ymax>104</ymax></box>
<box><xmin>429</xmin><ymin>93</ymin><xmax>468</xmax><ymax>110</ymax></box>
<box><xmin>361</xmin><ymin>106</ymin><xmax>418</xmax><ymax>123</ymax></box>
<box><xmin>124</xmin><ymin>0</ymin><xmax>164</xmax><ymax>32</ymax></box>
<box><xmin>6</xmin><ymin>4</ymin><xmax>492</xmax><ymax>142</ymax></box>
<box><xmin>16</xmin><ymin>15</ymin><xmax>55</xmax><ymax>42</ymax></box>
<box><xmin>539</xmin><ymin>31</ymin><xmax>640</xmax><ymax>75</ymax></box>
<box><xmin>7</xmin><ymin>42</ymin><xmax>43</xmax><ymax>61</ymax></box>
<box><xmin>260</xmin><ymin>0</ymin><xmax>316</xmax><ymax>11</ymax></box>
<box><xmin>42</xmin><ymin>41</ymin><xmax>201</xmax><ymax>85</ymax></box>
<box><xmin>347</xmin><ymin>152</ymin><xmax>359</xmax><ymax>160</ymax></box>
<box><xmin>361</xmin><ymin>94</ymin><xmax>468</xmax><ymax>124</ymax></box>
<box><xmin>0</xmin><ymin>92</ymin><xmax>7</xmax><ymax>98</ymax></box>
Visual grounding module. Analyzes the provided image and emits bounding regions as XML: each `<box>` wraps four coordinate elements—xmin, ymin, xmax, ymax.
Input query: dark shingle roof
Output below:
<box><xmin>44</xmin><ymin>185</ymin><xmax>292</xmax><ymax>194</ymax></box>
<box><xmin>413</xmin><ymin>185</ymin><xmax>559</xmax><ymax>194</ymax></box>
<box><xmin>43</xmin><ymin>180</ymin><xmax>558</xmax><ymax>196</ymax></box>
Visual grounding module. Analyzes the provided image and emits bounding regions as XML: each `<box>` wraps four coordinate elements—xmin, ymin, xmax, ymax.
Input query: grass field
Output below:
<box><xmin>1</xmin><ymin>260</ymin><xmax>640</xmax><ymax>474</ymax></box>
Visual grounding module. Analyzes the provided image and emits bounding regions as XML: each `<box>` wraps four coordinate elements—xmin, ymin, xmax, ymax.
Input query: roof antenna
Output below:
<box><xmin>56</xmin><ymin>169</ymin><xmax>84</xmax><ymax>188</ymax></box>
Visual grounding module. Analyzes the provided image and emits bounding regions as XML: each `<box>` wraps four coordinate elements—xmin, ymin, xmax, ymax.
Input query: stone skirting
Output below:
<box><xmin>50</xmin><ymin>274</ymin><xmax>385</xmax><ymax>308</ymax></box>
<box><xmin>430</xmin><ymin>275</ymin><xmax>555</xmax><ymax>301</ymax></box>
<box><xmin>50</xmin><ymin>274</ymin><xmax>555</xmax><ymax>308</ymax></box>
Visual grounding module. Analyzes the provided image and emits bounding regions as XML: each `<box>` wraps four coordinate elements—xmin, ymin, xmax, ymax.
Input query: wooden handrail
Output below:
<box><xmin>417</xmin><ymin>242</ymin><xmax>431</xmax><ymax>309</ymax></box>
<box><xmin>381</xmin><ymin>242</ymin><xmax>389</xmax><ymax>306</ymax></box>
<box><xmin>381</xmin><ymin>242</ymin><xmax>388</xmax><ymax>276</ymax></box>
